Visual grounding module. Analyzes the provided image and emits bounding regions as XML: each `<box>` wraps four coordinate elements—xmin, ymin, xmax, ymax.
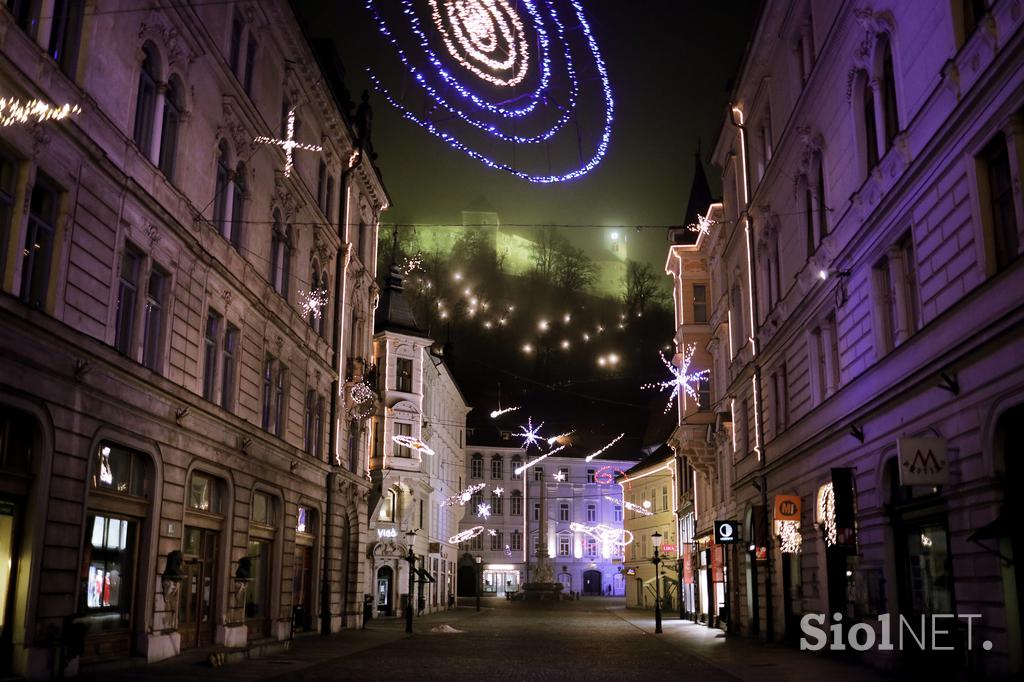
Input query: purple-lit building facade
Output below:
<box><xmin>666</xmin><ymin>1</ymin><xmax>1024</xmax><ymax>678</ymax></box>
<box><xmin>0</xmin><ymin>1</ymin><xmax>386</xmax><ymax>677</ymax></box>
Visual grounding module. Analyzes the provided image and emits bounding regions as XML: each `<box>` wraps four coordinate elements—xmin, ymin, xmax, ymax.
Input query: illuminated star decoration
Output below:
<box><xmin>584</xmin><ymin>433</ymin><xmax>624</xmax><ymax>462</ymax></box>
<box><xmin>642</xmin><ymin>344</ymin><xmax>710</xmax><ymax>414</ymax></box>
<box><xmin>299</xmin><ymin>288</ymin><xmax>328</xmax><ymax>320</ymax></box>
<box><xmin>515</xmin><ymin>417</ymin><xmax>545</xmax><ymax>451</ymax></box>
<box><xmin>505</xmin><ymin>544</ymin><xmax>513</xmax><ymax>557</ymax></box>
<box><xmin>254</xmin><ymin>106</ymin><xmax>322</xmax><ymax>178</ymax></box>
<box><xmin>492</xmin><ymin>487</ymin><xmax>504</xmax><ymax>497</ymax></box>
<box><xmin>392</xmin><ymin>435</ymin><xmax>436</xmax><ymax>456</ymax></box>
<box><xmin>487</xmin><ymin>529</ymin><xmax>497</xmax><ymax>537</ymax></box>
<box><xmin>687</xmin><ymin>212</ymin><xmax>716</xmax><ymax>236</ymax></box>
<box><xmin>365</xmin><ymin>0</ymin><xmax>615</xmax><ymax>183</ymax></box>
<box><xmin>489</xmin><ymin>406</ymin><xmax>520</xmax><ymax>418</ymax></box>
<box><xmin>402</xmin><ymin>253</ymin><xmax>424</xmax><ymax>274</ymax></box>
<box><xmin>476</xmin><ymin>502</ymin><xmax>491</xmax><ymax>519</ymax></box>
<box><xmin>1</xmin><ymin>97</ymin><xmax>81</xmax><ymax>127</ymax></box>
<box><xmin>553</xmin><ymin>470</ymin><xmax>566</xmax><ymax>482</ymax></box>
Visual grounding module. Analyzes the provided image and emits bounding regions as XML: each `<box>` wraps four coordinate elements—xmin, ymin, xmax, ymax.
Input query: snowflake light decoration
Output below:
<box><xmin>687</xmin><ymin>212</ymin><xmax>716</xmax><ymax>237</ymax></box>
<box><xmin>492</xmin><ymin>487</ymin><xmax>504</xmax><ymax>497</ymax></box>
<box><xmin>476</xmin><ymin>502</ymin><xmax>491</xmax><ymax>519</ymax></box>
<box><xmin>585</xmin><ymin>433</ymin><xmax>624</xmax><ymax>462</ymax></box>
<box><xmin>365</xmin><ymin>0</ymin><xmax>614</xmax><ymax>183</ymax></box>
<box><xmin>402</xmin><ymin>253</ymin><xmax>424</xmax><ymax>274</ymax></box>
<box><xmin>254</xmin><ymin>107</ymin><xmax>322</xmax><ymax>178</ymax></box>
<box><xmin>642</xmin><ymin>344</ymin><xmax>710</xmax><ymax>414</ymax></box>
<box><xmin>299</xmin><ymin>288</ymin><xmax>328</xmax><ymax>320</ymax></box>
<box><xmin>487</xmin><ymin>529</ymin><xmax>497</xmax><ymax>537</ymax></box>
<box><xmin>553</xmin><ymin>470</ymin><xmax>566</xmax><ymax>482</ymax></box>
<box><xmin>392</xmin><ymin>435</ymin><xmax>436</xmax><ymax>456</ymax></box>
<box><xmin>515</xmin><ymin>417</ymin><xmax>545</xmax><ymax>451</ymax></box>
<box><xmin>1</xmin><ymin>97</ymin><xmax>81</xmax><ymax>127</ymax></box>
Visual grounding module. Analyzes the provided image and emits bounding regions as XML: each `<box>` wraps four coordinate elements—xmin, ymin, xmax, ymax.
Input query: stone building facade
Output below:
<box><xmin>0</xmin><ymin>1</ymin><xmax>386</xmax><ymax>677</ymax></box>
<box><xmin>666</xmin><ymin>1</ymin><xmax>1024</xmax><ymax>678</ymax></box>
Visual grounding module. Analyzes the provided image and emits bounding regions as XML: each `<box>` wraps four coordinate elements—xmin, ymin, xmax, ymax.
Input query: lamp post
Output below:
<box><xmin>475</xmin><ymin>556</ymin><xmax>482</xmax><ymax>612</ymax></box>
<box><xmin>405</xmin><ymin>530</ymin><xmax>416</xmax><ymax>634</ymax></box>
<box><xmin>651</xmin><ymin>531</ymin><xmax>663</xmax><ymax>634</ymax></box>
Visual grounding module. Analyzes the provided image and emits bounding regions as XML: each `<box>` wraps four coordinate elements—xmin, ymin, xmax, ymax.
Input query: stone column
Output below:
<box><xmin>149</xmin><ymin>83</ymin><xmax>168</xmax><ymax>164</ymax></box>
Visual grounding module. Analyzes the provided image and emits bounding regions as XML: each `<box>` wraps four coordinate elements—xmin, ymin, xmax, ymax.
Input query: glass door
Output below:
<box><xmin>179</xmin><ymin>527</ymin><xmax>218</xmax><ymax>649</ymax></box>
<box><xmin>245</xmin><ymin>539</ymin><xmax>271</xmax><ymax>639</ymax></box>
<box><xmin>293</xmin><ymin>545</ymin><xmax>313</xmax><ymax>632</ymax></box>
<box><xmin>0</xmin><ymin>500</ymin><xmax>17</xmax><ymax>674</ymax></box>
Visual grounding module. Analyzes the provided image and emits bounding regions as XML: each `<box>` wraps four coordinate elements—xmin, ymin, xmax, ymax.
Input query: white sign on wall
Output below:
<box><xmin>897</xmin><ymin>438</ymin><xmax>949</xmax><ymax>486</ymax></box>
<box><xmin>377</xmin><ymin>527</ymin><xmax>398</xmax><ymax>539</ymax></box>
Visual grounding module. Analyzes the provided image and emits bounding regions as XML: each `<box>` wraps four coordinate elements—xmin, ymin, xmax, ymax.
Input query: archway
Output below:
<box><xmin>583</xmin><ymin>570</ymin><xmax>602</xmax><ymax>596</ymax></box>
<box><xmin>376</xmin><ymin>566</ymin><xmax>393</xmax><ymax>616</ymax></box>
<box><xmin>457</xmin><ymin>565</ymin><xmax>477</xmax><ymax>597</ymax></box>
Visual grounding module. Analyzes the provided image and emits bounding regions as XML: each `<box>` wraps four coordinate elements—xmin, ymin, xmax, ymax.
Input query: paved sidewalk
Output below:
<box><xmin>608</xmin><ymin>606</ymin><xmax>890</xmax><ymax>682</ymax></box>
<box><xmin>77</xmin><ymin>606</ymin><xmax>485</xmax><ymax>682</ymax></box>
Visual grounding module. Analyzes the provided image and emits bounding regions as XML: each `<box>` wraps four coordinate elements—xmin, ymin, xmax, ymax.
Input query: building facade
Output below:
<box><xmin>666</xmin><ymin>1</ymin><xmax>1024</xmax><ymax>678</ymax></box>
<box><xmin>0</xmin><ymin>1</ymin><xmax>386</xmax><ymax>677</ymax></box>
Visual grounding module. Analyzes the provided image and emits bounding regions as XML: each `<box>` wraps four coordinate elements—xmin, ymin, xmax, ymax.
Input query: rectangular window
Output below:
<box><xmin>243</xmin><ymin>37</ymin><xmax>257</xmax><ymax>94</ymax></box>
<box><xmin>220</xmin><ymin>324</ymin><xmax>238</xmax><ymax>410</ymax></box>
<box><xmin>585</xmin><ymin>537</ymin><xmax>597</xmax><ymax>557</ymax></box>
<box><xmin>394</xmin><ymin>422</ymin><xmax>412</xmax><ymax>458</ymax></box>
<box><xmin>470</xmin><ymin>534</ymin><xmax>482</xmax><ymax>551</ymax></box>
<box><xmin>534</xmin><ymin>466</ymin><xmax>544</xmax><ymax>481</ymax></box>
<box><xmin>142</xmin><ymin>266</ymin><xmax>167</xmax><ymax>371</ymax></box>
<box><xmin>0</xmin><ymin>150</ymin><xmax>17</xmax><ymax>284</ymax></box>
<box><xmin>274</xmin><ymin>363</ymin><xmax>287</xmax><ymax>437</ymax></box>
<box><xmin>470</xmin><ymin>456</ymin><xmax>482</xmax><ymax>478</ymax></box>
<box><xmin>981</xmin><ymin>134</ymin><xmax>1019</xmax><ymax>271</ymax></box>
<box><xmin>693</xmin><ymin>284</ymin><xmax>707</xmax><ymax>323</ymax></box>
<box><xmin>510</xmin><ymin>494</ymin><xmax>522</xmax><ymax>516</ymax></box>
<box><xmin>511</xmin><ymin>530</ymin><xmax>522</xmax><ymax>551</ymax></box>
<box><xmin>614</xmin><ymin>505</ymin><xmax>622</xmax><ymax>523</ymax></box>
<box><xmin>558</xmin><ymin>467</ymin><xmax>569</xmax><ymax>481</ymax></box>
<box><xmin>491</xmin><ymin>457</ymin><xmax>502</xmax><ymax>479</ymax></box>
<box><xmin>697</xmin><ymin>377</ymin><xmax>711</xmax><ymax>410</ymax></box>
<box><xmin>586</xmin><ymin>504</ymin><xmax>596</xmax><ymax>523</ymax></box>
<box><xmin>662</xmin><ymin>486</ymin><xmax>669</xmax><ymax>511</ymax></box>
<box><xmin>229</xmin><ymin>9</ymin><xmax>244</xmax><ymax>75</ymax></box>
<box><xmin>490</xmin><ymin>494</ymin><xmax>502</xmax><ymax>516</ymax></box>
<box><xmin>559</xmin><ymin>502</ymin><xmax>569</xmax><ymax>522</ymax></box>
<box><xmin>82</xmin><ymin>514</ymin><xmax>135</xmax><ymax>614</ymax></box>
<box><xmin>873</xmin><ymin>254</ymin><xmax>897</xmax><ymax>353</ymax></box>
<box><xmin>115</xmin><ymin>246</ymin><xmax>142</xmax><ymax>356</ymax></box>
<box><xmin>252</xmin><ymin>492</ymin><xmax>272</xmax><ymax>525</ymax></box>
<box><xmin>261</xmin><ymin>355</ymin><xmax>274</xmax><ymax>430</ymax></box>
<box><xmin>586</xmin><ymin>469</ymin><xmax>595</xmax><ymax>483</ymax></box>
<box><xmin>396</xmin><ymin>357</ymin><xmax>413</xmax><ymax>392</ymax></box>
<box><xmin>314</xmin><ymin>396</ymin><xmax>324</xmax><ymax>460</ymax></box>
<box><xmin>188</xmin><ymin>472</ymin><xmax>217</xmax><ymax>512</ymax></box>
<box><xmin>899</xmin><ymin>235</ymin><xmax>919</xmax><ymax>334</ymax></box>
<box><xmin>20</xmin><ymin>175</ymin><xmax>59</xmax><ymax>309</ymax></box>
<box><xmin>304</xmin><ymin>391</ymin><xmax>316</xmax><ymax>454</ymax></box>
<box><xmin>511</xmin><ymin>460</ymin><xmax>522</xmax><ymax>480</ymax></box>
<box><xmin>490</xmin><ymin>531</ymin><xmax>501</xmax><ymax>551</ymax></box>
<box><xmin>558</xmin><ymin>535</ymin><xmax>570</xmax><ymax>557</ymax></box>
<box><xmin>773</xmin><ymin>365</ymin><xmax>788</xmax><ymax>433</ymax></box>
<box><xmin>532</xmin><ymin>502</ymin><xmax>540</xmax><ymax>522</ymax></box>
<box><xmin>202</xmin><ymin>311</ymin><xmax>221</xmax><ymax>401</ymax></box>
<box><xmin>48</xmin><ymin>0</ymin><xmax>84</xmax><ymax>77</ymax></box>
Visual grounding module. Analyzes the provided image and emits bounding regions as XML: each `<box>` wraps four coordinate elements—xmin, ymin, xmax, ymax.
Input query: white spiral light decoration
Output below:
<box><xmin>431</xmin><ymin>0</ymin><xmax>530</xmax><ymax>87</ymax></box>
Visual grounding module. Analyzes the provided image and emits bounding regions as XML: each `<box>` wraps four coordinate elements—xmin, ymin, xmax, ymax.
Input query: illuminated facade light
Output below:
<box><xmin>0</xmin><ymin>96</ymin><xmax>81</xmax><ymax>127</ymax></box>
<box><xmin>254</xmin><ymin>107</ymin><xmax>322</xmax><ymax>178</ymax></box>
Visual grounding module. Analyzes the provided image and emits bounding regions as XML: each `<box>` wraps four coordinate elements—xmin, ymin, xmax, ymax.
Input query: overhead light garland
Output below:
<box><xmin>392</xmin><ymin>435</ymin><xmax>436</xmax><ymax>456</ymax></box>
<box><xmin>254</xmin><ymin>106</ymin><xmax>322</xmax><ymax>178</ymax></box>
<box><xmin>365</xmin><ymin>0</ymin><xmax>615</xmax><ymax>183</ymax></box>
<box><xmin>514</xmin><ymin>443</ymin><xmax>566</xmax><ymax>476</ymax></box>
<box><xmin>611</xmin><ymin>496</ymin><xmax>653</xmax><ymax>517</ymax></box>
<box><xmin>489</xmin><ymin>406</ymin><xmax>520</xmax><ymax>418</ymax></box>
<box><xmin>594</xmin><ymin>466</ymin><xmax>627</xmax><ymax>486</ymax></box>
<box><xmin>569</xmin><ymin>522</ymin><xmax>633</xmax><ymax>548</ymax></box>
<box><xmin>642</xmin><ymin>344</ymin><xmax>710</xmax><ymax>414</ymax></box>
<box><xmin>585</xmin><ymin>433</ymin><xmax>624</xmax><ymax>462</ymax></box>
<box><xmin>0</xmin><ymin>96</ymin><xmax>81</xmax><ymax>127</ymax></box>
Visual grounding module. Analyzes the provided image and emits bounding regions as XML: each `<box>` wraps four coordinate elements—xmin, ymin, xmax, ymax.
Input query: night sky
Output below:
<box><xmin>296</xmin><ymin>1</ymin><xmax>758</xmax><ymax>269</ymax></box>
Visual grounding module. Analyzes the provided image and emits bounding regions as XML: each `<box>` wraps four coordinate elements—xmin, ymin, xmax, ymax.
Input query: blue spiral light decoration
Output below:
<box><xmin>366</xmin><ymin>0</ymin><xmax>614</xmax><ymax>183</ymax></box>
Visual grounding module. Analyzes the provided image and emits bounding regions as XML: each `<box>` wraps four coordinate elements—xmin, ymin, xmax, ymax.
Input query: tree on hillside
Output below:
<box><xmin>623</xmin><ymin>260</ymin><xmax>659</xmax><ymax>317</ymax></box>
<box><xmin>530</xmin><ymin>226</ymin><xmax>566</xmax><ymax>283</ymax></box>
<box><xmin>553</xmin><ymin>244</ymin><xmax>597</xmax><ymax>294</ymax></box>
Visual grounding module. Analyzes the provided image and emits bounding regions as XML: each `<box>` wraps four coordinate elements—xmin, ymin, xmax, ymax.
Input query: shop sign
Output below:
<box><xmin>376</xmin><ymin>527</ymin><xmax>398</xmax><ymax>539</ymax></box>
<box><xmin>753</xmin><ymin>546</ymin><xmax>767</xmax><ymax>561</ymax></box>
<box><xmin>714</xmin><ymin>520</ymin><xmax>738</xmax><ymax>544</ymax></box>
<box><xmin>897</xmin><ymin>438</ymin><xmax>949</xmax><ymax>486</ymax></box>
<box><xmin>661</xmin><ymin>543</ymin><xmax>677</xmax><ymax>556</ymax></box>
<box><xmin>773</xmin><ymin>495</ymin><xmax>801</xmax><ymax>522</ymax></box>
<box><xmin>625</xmin><ymin>567</ymin><xmax>636</xmax><ymax>576</ymax></box>
<box><xmin>682</xmin><ymin>544</ymin><xmax>694</xmax><ymax>584</ymax></box>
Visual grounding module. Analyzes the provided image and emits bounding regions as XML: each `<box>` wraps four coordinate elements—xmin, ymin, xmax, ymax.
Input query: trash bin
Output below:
<box><xmin>362</xmin><ymin>594</ymin><xmax>373</xmax><ymax>626</ymax></box>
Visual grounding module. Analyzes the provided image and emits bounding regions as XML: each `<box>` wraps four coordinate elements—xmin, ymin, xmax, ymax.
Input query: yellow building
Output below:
<box><xmin>619</xmin><ymin>448</ymin><xmax>679</xmax><ymax>610</ymax></box>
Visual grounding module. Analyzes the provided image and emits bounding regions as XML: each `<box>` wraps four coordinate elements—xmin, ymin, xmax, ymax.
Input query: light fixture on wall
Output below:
<box><xmin>818</xmin><ymin>268</ymin><xmax>851</xmax><ymax>307</ymax></box>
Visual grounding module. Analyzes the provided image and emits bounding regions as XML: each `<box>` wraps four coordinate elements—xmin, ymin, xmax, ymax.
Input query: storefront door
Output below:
<box><xmin>0</xmin><ymin>499</ymin><xmax>19</xmax><ymax>675</ymax></box>
<box><xmin>781</xmin><ymin>553</ymin><xmax>802</xmax><ymax>643</ymax></box>
<box><xmin>583</xmin><ymin>570</ymin><xmax>602</xmax><ymax>595</ymax></box>
<box><xmin>179</xmin><ymin>527</ymin><xmax>218</xmax><ymax>649</ymax></box>
<box><xmin>245</xmin><ymin>539</ymin><xmax>271</xmax><ymax>639</ymax></box>
<box><xmin>293</xmin><ymin>545</ymin><xmax>313</xmax><ymax>632</ymax></box>
<box><xmin>377</xmin><ymin>566</ymin><xmax>393</xmax><ymax>614</ymax></box>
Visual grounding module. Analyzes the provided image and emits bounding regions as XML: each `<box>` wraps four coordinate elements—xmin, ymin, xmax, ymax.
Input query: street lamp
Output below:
<box><xmin>651</xmin><ymin>531</ymin><xmax>663</xmax><ymax>634</ymax></box>
<box><xmin>405</xmin><ymin>530</ymin><xmax>416</xmax><ymax>634</ymax></box>
<box><xmin>475</xmin><ymin>556</ymin><xmax>483</xmax><ymax>612</ymax></box>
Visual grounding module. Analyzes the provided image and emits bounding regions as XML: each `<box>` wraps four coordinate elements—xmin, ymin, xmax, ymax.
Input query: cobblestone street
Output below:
<box><xmin>78</xmin><ymin>598</ymin><xmax>888</xmax><ymax>682</ymax></box>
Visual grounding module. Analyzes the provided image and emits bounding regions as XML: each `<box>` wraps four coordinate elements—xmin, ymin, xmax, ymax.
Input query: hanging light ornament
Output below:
<box><xmin>365</xmin><ymin>0</ymin><xmax>614</xmax><ymax>183</ymax></box>
<box><xmin>642</xmin><ymin>344</ymin><xmax>710</xmax><ymax>414</ymax></box>
<box><xmin>489</xmin><ymin>406</ymin><xmax>520</xmax><ymax>418</ymax></box>
<box><xmin>450</xmin><ymin>526</ymin><xmax>485</xmax><ymax>544</ymax></box>
<box><xmin>254</xmin><ymin>106</ymin><xmax>322</xmax><ymax>178</ymax></box>
<box><xmin>441</xmin><ymin>482</ymin><xmax>487</xmax><ymax>507</ymax></box>
<box><xmin>687</xmin><ymin>212</ymin><xmax>717</xmax><ymax>237</ymax></box>
<box><xmin>392</xmin><ymin>434</ymin><xmax>436</xmax><ymax>456</ymax></box>
<box><xmin>584</xmin><ymin>433</ymin><xmax>624</xmax><ymax>462</ymax></box>
<box><xmin>0</xmin><ymin>97</ymin><xmax>81</xmax><ymax>127</ymax></box>
<box><xmin>299</xmin><ymin>288</ymin><xmax>328</xmax><ymax>320</ymax></box>
<box><xmin>513</xmin><ymin>443</ymin><xmax>566</xmax><ymax>476</ymax></box>
<box><xmin>514</xmin><ymin>417</ymin><xmax>545</xmax><ymax>451</ymax></box>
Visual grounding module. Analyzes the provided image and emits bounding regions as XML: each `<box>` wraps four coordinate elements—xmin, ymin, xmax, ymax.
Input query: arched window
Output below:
<box><xmin>861</xmin><ymin>71</ymin><xmax>880</xmax><ymax>170</ymax></box>
<box><xmin>510</xmin><ymin>455</ymin><xmax>522</xmax><ymax>480</ymax></box>
<box><xmin>281</xmin><ymin>225</ymin><xmax>293</xmax><ymax>299</ymax></box>
<box><xmin>510</xmin><ymin>489</ymin><xmax>523</xmax><ymax>516</ymax></box>
<box><xmin>491</xmin><ymin>454</ymin><xmax>502</xmax><ymax>479</ymax></box>
<box><xmin>317</xmin><ymin>270</ymin><xmax>329</xmax><ymax>337</ymax></box>
<box><xmin>158</xmin><ymin>77</ymin><xmax>181</xmax><ymax>179</ymax></box>
<box><xmin>213</xmin><ymin>141</ymin><xmax>231</xmax><ymax>235</ymax></box>
<box><xmin>133</xmin><ymin>45</ymin><xmax>158</xmax><ymax>153</ymax></box>
<box><xmin>730</xmin><ymin>284</ymin><xmax>744</xmax><ymax>353</ymax></box>
<box><xmin>229</xmin><ymin>162</ymin><xmax>246</xmax><ymax>250</ymax></box>
<box><xmin>470</xmin><ymin>453</ymin><xmax>482</xmax><ymax>479</ymax></box>
<box><xmin>879</xmin><ymin>37</ymin><xmax>899</xmax><ymax>150</ymax></box>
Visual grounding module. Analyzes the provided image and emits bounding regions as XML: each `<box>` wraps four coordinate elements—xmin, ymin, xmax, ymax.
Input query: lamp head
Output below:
<box><xmin>650</xmin><ymin>530</ymin><xmax>663</xmax><ymax>548</ymax></box>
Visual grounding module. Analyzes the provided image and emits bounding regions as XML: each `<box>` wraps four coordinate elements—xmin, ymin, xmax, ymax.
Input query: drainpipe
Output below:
<box><xmin>728</xmin><ymin>105</ymin><xmax>773</xmax><ymax>643</ymax></box>
<box><xmin>322</xmin><ymin>150</ymin><xmax>362</xmax><ymax>635</ymax></box>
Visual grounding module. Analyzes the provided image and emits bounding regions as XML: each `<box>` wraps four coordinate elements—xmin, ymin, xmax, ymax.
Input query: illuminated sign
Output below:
<box><xmin>897</xmin><ymin>438</ymin><xmax>948</xmax><ymax>486</ymax></box>
<box><xmin>376</xmin><ymin>527</ymin><xmax>398</xmax><ymax>539</ymax></box>
<box><xmin>773</xmin><ymin>495</ymin><xmax>801</xmax><ymax>522</ymax></box>
<box><xmin>714</xmin><ymin>520</ymin><xmax>738</xmax><ymax>544</ymax></box>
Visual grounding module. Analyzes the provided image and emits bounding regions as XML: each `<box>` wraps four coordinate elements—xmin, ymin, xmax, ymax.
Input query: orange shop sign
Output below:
<box><xmin>774</xmin><ymin>494</ymin><xmax>801</xmax><ymax>523</ymax></box>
